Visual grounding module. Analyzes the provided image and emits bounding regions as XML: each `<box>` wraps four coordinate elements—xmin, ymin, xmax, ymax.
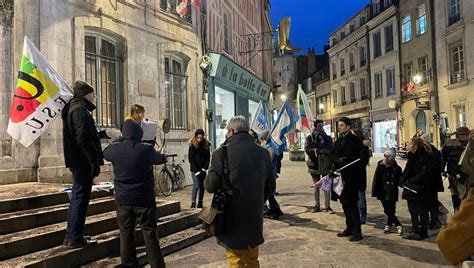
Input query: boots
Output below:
<box><xmin>191</xmin><ymin>201</ymin><xmax>196</xmax><ymax>208</ymax></box>
<box><xmin>197</xmin><ymin>200</ymin><xmax>203</xmax><ymax>208</ymax></box>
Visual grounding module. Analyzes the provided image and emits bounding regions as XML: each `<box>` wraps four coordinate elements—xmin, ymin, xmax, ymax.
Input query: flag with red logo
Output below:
<box><xmin>7</xmin><ymin>36</ymin><xmax>73</xmax><ymax>147</ymax></box>
<box><xmin>295</xmin><ymin>86</ymin><xmax>314</xmax><ymax>136</ymax></box>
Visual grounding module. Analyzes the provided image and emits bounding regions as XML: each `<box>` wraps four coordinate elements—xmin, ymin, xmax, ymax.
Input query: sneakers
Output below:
<box><xmin>383</xmin><ymin>225</ymin><xmax>391</xmax><ymax>234</ymax></box>
<box><xmin>397</xmin><ymin>225</ymin><xmax>404</xmax><ymax>235</ymax></box>
<box><xmin>65</xmin><ymin>237</ymin><xmax>97</xmax><ymax>249</ymax></box>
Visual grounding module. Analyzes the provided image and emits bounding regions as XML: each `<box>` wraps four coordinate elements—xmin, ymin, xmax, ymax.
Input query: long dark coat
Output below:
<box><xmin>204</xmin><ymin>133</ymin><xmax>275</xmax><ymax>250</ymax></box>
<box><xmin>371</xmin><ymin>160</ymin><xmax>403</xmax><ymax>201</ymax></box>
<box><xmin>331</xmin><ymin>131</ymin><xmax>363</xmax><ymax>205</ymax></box>
<box><xmin>400</xmin><ymin>147</ymin><xmax>434</xmax><ymax>202</ymax></box>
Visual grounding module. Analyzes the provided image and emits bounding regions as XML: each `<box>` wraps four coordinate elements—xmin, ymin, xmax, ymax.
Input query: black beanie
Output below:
<box><xmin>73</xmin><ymin>81</ymin><xmax>94</xmax><ymax>98</ymax></box>
<box><xmin>195</xmin><ymin>128</ymin><xmax>205</xmax><ymax>136</ymax></box>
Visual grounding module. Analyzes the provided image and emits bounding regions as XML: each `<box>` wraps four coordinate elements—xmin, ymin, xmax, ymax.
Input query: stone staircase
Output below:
<box><xmin>0</xmin><ymin>190</ymin><xmax>208</xmax><ymax>267</ymax></box>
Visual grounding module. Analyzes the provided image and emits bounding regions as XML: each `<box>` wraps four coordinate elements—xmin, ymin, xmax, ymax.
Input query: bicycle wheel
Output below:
<box><xmin>158</xmin><ymin>168</ymin><xmax>172</xmax><ymax>196</ymax></box>
<box><xmin>175</xmin><ymin>165</ymin><xmax>186</xmax><ymax>190</ymax></box>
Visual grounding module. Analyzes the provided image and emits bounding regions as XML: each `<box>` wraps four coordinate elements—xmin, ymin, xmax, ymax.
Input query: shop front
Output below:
<box><xmin>207</xmin><ymin>53</ymin><xmax>271</xmax><ymax>147</ymax></box>
<box><xmin>371</xmin><ymin>109</ymin><xmax>398</xmax><ymax>153</ymax></box>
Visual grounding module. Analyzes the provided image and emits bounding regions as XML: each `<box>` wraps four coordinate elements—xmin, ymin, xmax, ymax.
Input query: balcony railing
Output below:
<box><xmin>450</xmin><ymin>70</ymin><xmax>465</xmax><ymax>84</ymax></box>
<box><xmin>448</xmin><ymin>13</ymin><xmax>461</xmax><ymax>26</ymax></box>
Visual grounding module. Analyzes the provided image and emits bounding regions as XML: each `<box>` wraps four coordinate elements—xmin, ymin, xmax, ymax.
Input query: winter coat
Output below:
<box><xmin>62</xmin><ymin>97</ymin><xmax>104</xmax><ymax>168</ymax></box>
<box><xmin>331</xmin><ymin>131</ymin><xmax>363</xmax><ymax>205</ymax></box>
<box><xmin>204</xmin><ymin>133</ymin><xmax>276</xmax><ymax>250</ymax></box>
<box><xmin>188</xmin><ymin>139</ymin><xmax>211</xmax><ymax>174</ymax></box>
<box><xmin>437</xmin><ymin>188</ymin><xmax>474</xmax><ymax>265</ymax></box>
<box><xmin>400</xmin><ymin>148</ymin><xmax>434</xmax><ymax>202</ymax></box>
<box><xmin>429</xmin><ymin>143</ymin><xmax>444</xmax><ymax>193</ymax></box>
<box><xmin>103</xmin><ymin>119</ymin><xmax>166</xmax><ymax>207</ymax></box>
<box><xmin>371</xmin><ymin>160</ymin><xmax>402</xmax><ymax>201</ymax></box>
<box><xmin>359</xmin><ymin>145</ymin><xmax>370</xmax><ymax>191</ymax></box>
<box><xmin>305</xmin><ymin>130</ymin><xmax>333</xmax><ymax>175</ymax></box>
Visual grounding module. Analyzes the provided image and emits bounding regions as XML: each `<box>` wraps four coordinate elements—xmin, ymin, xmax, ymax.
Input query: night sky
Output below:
<box><xmin>270</xmin><ymin>0</ymin><xmax>369</xmax><ymax>54</ymax></box>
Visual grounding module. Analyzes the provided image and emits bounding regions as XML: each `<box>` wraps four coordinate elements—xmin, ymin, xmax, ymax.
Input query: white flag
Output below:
<box><xmin>250</xmin><ymin>101</ymin><xmax>269</xmax><ymax>136</ymax></box>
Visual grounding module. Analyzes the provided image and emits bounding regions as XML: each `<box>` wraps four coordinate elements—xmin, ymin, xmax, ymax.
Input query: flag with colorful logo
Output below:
<box><xmin>177</xmin><ymin>0</ymin><xmax>201</xmax><ymax>17</ymax></box>
<box><xmin>268</xmin><ymin>100</ymin><xmax>294</xmax><ymax>156</ymax></box>
<box><xmin>250</xmin><ymin>100</ymin><xmax>269</xmax><ymax>136</ymax></box>
<box><xmin>295</xmin><ymin>86</ymin><xmax>314</xmax><ymax>136</ymax></box>
<box><xmin>7</xmin><ymin>36</ymin><xmax>73</xmax><ymax>147</ymax></box>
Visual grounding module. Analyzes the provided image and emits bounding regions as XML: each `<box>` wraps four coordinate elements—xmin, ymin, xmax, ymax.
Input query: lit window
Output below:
<box><xmin>165</xmin><ymin>56</ymin><xmax>188</xmax><ymax>130</ymax></box>
<box><xmin>375</xmin><ymin>72</ymin><xmax>383</xmax><ymax>98</ymax></box>
<box><xmin>402</xmin><ymin>15</ymin><xmax>412</xmax><ymax>42</ymax></box>
<box><xmin>449</xmin><ymin>42</ymin><xmax>465</xmax><ymax>84</ymax></box>
<box><xmin>416</xmin><ymin>4</ymin><xmax>427</xmax><ymax>35</ymax></box>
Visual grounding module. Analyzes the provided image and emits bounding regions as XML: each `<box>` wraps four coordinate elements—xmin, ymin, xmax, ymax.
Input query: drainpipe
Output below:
<box><xmin>429</xmin><ymin>0</ymin><xmax>441</xmax><ymax>147</ymax></box>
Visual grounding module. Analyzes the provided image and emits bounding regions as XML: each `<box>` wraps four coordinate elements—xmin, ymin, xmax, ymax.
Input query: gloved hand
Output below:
<box><xmin>90</xmin><ymin>163</ymin><xmax>101</xmax><ymax>178</ymax></box>
<box><xmin>98</xmin><ymin>130</ymin><xmax>111</xmax><ymax>139</ymax></box>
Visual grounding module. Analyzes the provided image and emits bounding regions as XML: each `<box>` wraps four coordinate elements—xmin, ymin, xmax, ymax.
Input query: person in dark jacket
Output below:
<box><xmin>205</xmin><ymin>116</ymin><xmax>275</xmax><ymax>267</ymax></box>
<box><xmin>103</xmin><ymin>119</ymin><xmax>167</xmax><ymax>267</ymax></box>
<box><xmin>352</xmin><ymin>129</ymin><xmax>369</xmax><ymax>224</ymax></box>
<box><xmin>421</xmin><ymin>133</ymin><xmax>444</xmax><ymax>229</ymax></box>
<box><xmin>305</xmin><ymin>120</ymin><xmax>334</xmax><ymax>213</ymax></box>
<box><xmin>332</xmin><ymin>117</ymin><xmax>364</xmax><ymax>242</ymax></box>
<box><xmin>62</xmin><ymin>81</ymin><xmax>104</xmax><ymax>248</ymax></box>
<box><xmin>188</xmin><ymin>129</ymin><xmax>211</xmax><ymax>208</ymax></box>
<box><xmin>372</xmin><ymin>150</ymin><xmax>403</xmax><ymax>235</ymax></box>
<box><xmin>400</xmin><ymin>137</ymin><xmax>434</xmax><ymax>240</ymax></box>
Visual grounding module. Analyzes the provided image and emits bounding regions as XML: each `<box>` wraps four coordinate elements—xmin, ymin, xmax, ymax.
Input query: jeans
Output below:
<box><xmin>380</xmin><ymin>200</ymin><xmax>401</xmax><ymax>227</ymax></box>
<box><xmin>311</xmin><ymin>173</ymin><xmax>330</xmax><ymax>208</ymax></box>
<box><xmin>65</xmin><ymin>167</ymin><xmax>93</xmax><ymax>242</ymax></box>
<box><xmin>342</xmin><ymin>202</ymin><xmax>362</xmax><ymax>235</ymax></box>
<box><xmin>407</xmin><ymin>201</ymin><xmax>429</xmax><ymax>236</ymax></box>
<box><xmin>226</xmin><ymin>247</ymin><xmax>259</xmax><ymax>268</ymax></box>
<box><xmin>116</xmin><ymin>203</ymin><xmax>165</xmax><ymax>268</ymax></box>
<box><xmin>357</xmin><ymin>191</ymin><xmax>367</xmax><ymax>223</ymax></box>
<box><xmin>191</xmin><ymin>173</ymin><xmax>205</xmax><ymax>202</ymax></box>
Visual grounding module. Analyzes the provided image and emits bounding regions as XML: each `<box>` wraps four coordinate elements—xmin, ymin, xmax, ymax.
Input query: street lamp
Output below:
<box><xmin>413</xmin><ymin>74</ymin><xmax>423</xmax><ymax>85</ymax></box>
<box><xmin>280</xmin><ymin>94</ymin><xmax>287</xmax><ymax>101</ymax></box>
<box><xmin>319</xmin><ymin>103</ymin><xmax>325</xmax><ymax>110</ymax></box>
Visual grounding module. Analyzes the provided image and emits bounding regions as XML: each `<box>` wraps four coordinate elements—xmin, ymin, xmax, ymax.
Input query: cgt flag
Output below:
<box><xmin>7</xmin><ymin>36</ymin><xmax>73</xmax><ymax>147</ymax></box>
<box><xmin>268</xmin><ymin>100</ymin><xmax>294</xmax><ymax>156</ymax></box>
<box><xmin>250</xmin><ymin>100</ymin><xmax>269</xmax><ymax>136</ymax></box>
<box><xmin>295</xmin><ymin>85</ymin><xmax>314</xmax><ymax>136</ymax></box>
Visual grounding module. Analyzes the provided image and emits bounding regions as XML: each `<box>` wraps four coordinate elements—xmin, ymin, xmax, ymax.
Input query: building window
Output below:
<box><xmin>419</xmin><ymin>56</ymin><xmax>429</xmax><ymax>85</ymax></box>
<box><xmin>386</xmin><ymin>67</ymin><xmax>395</xmax><ymax>95</ymax></box>
<box><xmin>341</xmin><ymin>86</ymin><xmax>346</xmax><ymax>105</ymax></box>
<box><xmin>360</xmin><ymin>78</ymin><xmax>368</xmax><ymax>99</ymax></box>
<box><xmin>340</xmin><ymin>30</ymin><xmax>346</xmax><ymax>39</ymax></box>
<box><xmin>402</xmin><ymin>15</ymin><xmax>412</xmax><ymax>43</ymax></box>
<box><xmin>373</xmin><ymin>31</ymin><xmax>382</xmax><ymax>58</ymax></box>
<box><xmin>332</xmin><ymin>38</ymin><xmax>337</xmax><ymax>46</ymax></box>
<box><xmin>332</xmin><ymin>62</ymin><xmax>337</xmax><ymax>80</ymax></box>
<box><xmin>333</xmin><ymin>89</ymin><xmax>338</xmax><ymax>107</ymax></box>
<box><xmin>416</xmin><ymin>4</ymin><xmax>427</xmax><ymax>35</ymax></box>
<box><xmin>375</xmin><ymin>72</ymin><xmax>383</xmax><ymax>98</ymax></box>
<box><xmin>279</xmin><ymin>72</ymin><xmax>281</xmax><ymax>77</ymax></box>
<box><xmin>455</xmin><ymin>104</ymin><xmax>466</xmax><ymax>127</ymax></box>
<box><xmin>349</xmin><ymin>52</ymin><xmax>355</xmax><ymax>72</ymax></box>
<box><xmin>165</xmin><ymin>56</ymin><xmax>188</xmax><ymax>130</ymax></box>
<box><xmin>350</xmin><ymin>23</ymin><xmax>355</xmax><ymax>33</ymax></box>
<box><xmin>373</xmin><ymin>0</ymin><xmax>381</xmax><ymax>15</ymax></box>
<box><xmin>360</xmin><ymin>16</ymin><xmax>366</xmax><ymax>25</ymax></box>
<box><xmin>359</xmin><ymin>46</ymin><xmax>366</xmax><ymax>66</ymax></box>
<box><xmin>449</xmin><ymin>42</ymin><xmax>465</xmax><ymax>84</ymax></box>
<box><xmin>160</xmin><ymin>0</ymin><xmax>191</xmax><ymax>22</ymax></box>
<box><xmin>223</xmin><ymin>13</ymin><xmax>232</xmax><ymax>53</ymax></box>
<box><xmin>340</xmin><ymin>58</ymin><xmax>345</xmax><ymax>76</ymax></box>
<box><xmin>85</xmin><ymin>34</ymin><xmax>123</xmax><ymax>128</ymax></box>
<box><xmin>405</xmin><ymin>63</ymin><xmax>413</xmax><ymax>83</ymax></box>
<box><xmin>448</xmin><ymin>0</ymin><xmax>461</xmax><ymax>26</ymax></box>
<box><xmin>385</xmin><ymin>24</ymin><xmax>393</xmax><ymax>52</ymax></box>
<box><xmin>350</xmin><ymin>82</ymin><xmax>356</xmax><ymax>103</ymax></box>
<box><xmin>384</xmin><ymin>0</ymin><xmax>393</xmax><ymax>7</ymax></box>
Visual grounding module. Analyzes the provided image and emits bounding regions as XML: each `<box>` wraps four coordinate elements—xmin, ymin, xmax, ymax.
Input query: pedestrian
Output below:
<box><xmin>103</xmin><ymin>119</ymin><xmax>167</xmax><ymax>267</ymax></box>
<box><xmin>352</xmin><ymin>129</ymin><xmax>369</xmax><ymax>224</ymax></box>
<box><xmin>460</xmin><ymin>129</ymin><xmax>474</xmax><ymax>191</ymax></box>
<box><xmin>442</xmin><ymin>126</ymin><xmax>470</xmax><ymax>212</ymax></box>
<box><xmin>205</xmin><ymin>115</ymin><xmax>276</xmax><ymax>267</ymax></box>
<box><xmin>259</xmin><ymin>130</ymin><xmax>284</xmax><ymax>219</ymax></box>
<box><xmin>400</xmin><ymin>137</ymin><xmax>433</xmax><ymax>240</ymax></box>
<box><xmin>420</xmin><ymin>133</ymin><xmax>444</xmax><ymax>229</ymax></box>
<box><xmin>332</xmin><ymin>117</ymin><xmax>364</xmax><ymax>242</ymax></box>
<box><xmin>304</xmin><ymin>120</ymin><xmax>334</xmax><ymax>213</ymax></box>
<box><xmin>249</xmin><ymin>129</ymin><xmax>259</xmax><ymax>144</ymax></box>
<box><xmin>126</xmin><ymin>104</ymin><xmax>145</xmax><ymax>123</ymax></box>
<box><xmin>61</xmin><ymin>81</ymin><xmax>103</xmax><ymax>248</ymax></box>
<box><xmin>371</xmin><ymin>150</ymin><xmax>403</xmax><ymax>235</ymax></box>
<box><xmin>188</xmin><ymin>129</ymin><xmax>211</xmax><ymax>208</ymax></box>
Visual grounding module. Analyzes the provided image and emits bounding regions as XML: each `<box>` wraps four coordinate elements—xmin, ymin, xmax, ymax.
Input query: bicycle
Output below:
<box><xmin>157</xmin><ymin>154</ymin><xmax>186</xmax><ymax>196</ymax></box>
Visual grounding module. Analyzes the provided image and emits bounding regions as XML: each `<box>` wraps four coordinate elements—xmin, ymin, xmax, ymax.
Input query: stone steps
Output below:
<box><xmin>0</xmin><ymin>200</ymin><xmax>180</xmax><ymax>261</ymax></box>
<box><xmin>1</xmin><ymin>210</ymin><xmax>202</xmax><ymax>267</ymax></box>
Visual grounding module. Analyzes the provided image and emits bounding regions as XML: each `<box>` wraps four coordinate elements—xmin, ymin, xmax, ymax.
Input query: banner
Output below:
<box><xmin>268</xmin><ymin>100</ymin><xmax>294</xmax><ymax>156</ymax></box>
<box><xmin>295</xmin><ymin>86</ymin><xmax>314</xmax><ymax>136</ymax></box>
<box><xmin>7</xmin><ymin>36</ymin><xmax>73</xmax><ymax>147</ymax></box>
<box><xmin>250</xmin><ymin>100</ymin><xmax>269</xmax><ymax>136</ymax></box>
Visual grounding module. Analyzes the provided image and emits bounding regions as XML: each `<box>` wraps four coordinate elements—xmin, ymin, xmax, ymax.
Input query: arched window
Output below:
<box><xmin>164</xmin><ymin>55</ymin><xmax>188</xmax><ymax>130</ymax></box>
<box><xmin>416</xmin><ymin>110</ymin><xmax>427</xmax><ymax>135</ymax></box>
<box><xmin>85</xmin><ymin>32</ymin><xmax>124</xmax><ymax>127</ymax></box>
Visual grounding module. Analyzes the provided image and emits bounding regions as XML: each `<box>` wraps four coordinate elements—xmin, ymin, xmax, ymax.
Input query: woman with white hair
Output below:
<box><xmin>372</xmin><ymin>150</ymin><xmax>403</xmax><ymax>235</ymax></box>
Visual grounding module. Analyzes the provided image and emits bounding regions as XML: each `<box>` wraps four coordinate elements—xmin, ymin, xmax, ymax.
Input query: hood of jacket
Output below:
<box><xmin>61</xmin><ymin>97</ymin><xmax>96</xmax><ymax>119</ymax></box>
<box><xmin>121</xmin><ymin>119</ymin><xmax>143</xmax><ymax>141</ymax></box>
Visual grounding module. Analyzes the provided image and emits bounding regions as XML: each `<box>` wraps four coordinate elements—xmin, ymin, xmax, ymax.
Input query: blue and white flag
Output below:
<box><xmin>250</xmin><ymin>101</ymin><xmax>269</xmax><ymax>136</ymax></box>
<box><xmin>268</xmin><ymin>100</ymin><xmax>294</xmax><ymax>156</ymax></box>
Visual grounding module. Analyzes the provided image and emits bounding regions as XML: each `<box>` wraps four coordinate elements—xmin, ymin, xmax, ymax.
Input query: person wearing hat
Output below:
<box><xmin>188</xmin><ymin>128</ymin><xmax>211</xmax><ymax>208</ymax></box>
<box><xmin>61</xmin><ymin>80</ymin><xmax>104</xmax><ymax>248</ymax></box>
<box><xmin>442</xmin><ymin>126</ymin><xmax>470</xmax><ymax>212</ymax></box>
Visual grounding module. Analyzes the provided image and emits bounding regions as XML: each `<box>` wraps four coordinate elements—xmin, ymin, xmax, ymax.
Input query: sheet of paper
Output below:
<box><xmin>141</xmin><ymin>121</ymin><xmax>158</xmax><ymax>141</ymax></box>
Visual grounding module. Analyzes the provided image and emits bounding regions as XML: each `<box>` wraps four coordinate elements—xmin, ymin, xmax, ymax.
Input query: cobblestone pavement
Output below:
<box><xmin>163</xmin><ymin>153</ymin><xmax>454</xmax><ymax>268</ymax></box>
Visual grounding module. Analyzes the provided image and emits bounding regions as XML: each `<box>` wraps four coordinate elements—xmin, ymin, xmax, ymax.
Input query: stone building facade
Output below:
<box><xmin>273</xmin><ymin>54</ymin><xmax>297</xmax><ymax>108</ymax></box>
<box><xmin>0</xmin><ymin>0</ymin><xmax>205</xmax><ymax>184</ymax></box>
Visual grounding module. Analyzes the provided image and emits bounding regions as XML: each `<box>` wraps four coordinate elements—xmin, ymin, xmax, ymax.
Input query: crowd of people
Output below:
<box><xmin>60</xmin><ymin>80</ymin><xmax>473</xmax><ymax>267</ymax></box>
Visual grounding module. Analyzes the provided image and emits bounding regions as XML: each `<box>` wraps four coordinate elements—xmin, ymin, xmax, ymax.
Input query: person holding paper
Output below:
<box><xmin>188</xmin><ymin>129</ymin><xmax>211</xmax><ymax>208</ymax></box>
<box><xmin>126</xmin><ymin>104</ymin><xmax>145</xmax><ymax>123</ymax></box>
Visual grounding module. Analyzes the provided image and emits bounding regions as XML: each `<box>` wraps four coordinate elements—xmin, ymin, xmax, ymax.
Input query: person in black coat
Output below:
<box><xmin>188</xmin><ymin>129</ymin><xmax>211</xmax><ymax>208</ymax></box>
<box><xmin>372</xmin><ymin>150</ymin><xmax>403</xmax><ymax>235</ymax></box>
<box><xmin>103</xmin><ymin>119</ymin><xmax>167</xmax><ymax>267</ymax></box>
<box><xmin>332</xmin><ymin>117</ymin><xmax>364</xmax><ymax>242</ymax></box>
<box><xmin>62</xmin><ymin>81</ymin><xmax>104</xmax><ymax>248</ymax></box>
<box><xmin>400</xmin><ymin>137</ymin><xmax>434</xmax><ymax>240</ymax></box>
<box><xmin>352</xmin><ymin>129</ymin><xmax>370</xmax><ymax>224</ymax></box>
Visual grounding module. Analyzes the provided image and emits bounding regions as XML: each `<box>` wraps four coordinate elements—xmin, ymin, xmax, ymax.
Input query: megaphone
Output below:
<box><xmin>158</xmin><ymin>118</ymin><xmax>171</xmax><ymax>134</ymax></box>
